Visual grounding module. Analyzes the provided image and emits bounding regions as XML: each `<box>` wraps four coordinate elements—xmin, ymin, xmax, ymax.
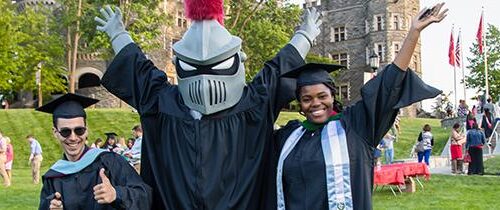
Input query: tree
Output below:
<box><xmin>0</xmin><ymin>1</ymin><xmax>17</xmax><ymax>92</ymax></box>
<box><xmin>56</xmin><ymin>0</ymin><xmax>169</xmax><ymax>92</ymax></box>
<box><xmin>466</xmin><ymin>24</ymin><xmax>500</xmax><ymax>101</ymax></box>
<box><xmin>226</xmin><ymin>0</ymin><xmax>302</xmax><ymax>81</ymax></box>
<box><xmin>432</xmin><ymin>92</ymin><xmax>453</xmax><ymax>119</ymax></box>
<box><xmin>0</xmin><ymin>2</ymin><xmax>67</xmax><ymax>100</ymax></box>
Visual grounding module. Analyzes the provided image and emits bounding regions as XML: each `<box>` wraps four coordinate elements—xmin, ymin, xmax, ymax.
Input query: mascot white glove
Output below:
<box><xmin>290</xmin><ymin>7</ymin><xmax>323</xmax><ymax>59</ymax></box>
<box><xmin>95</xmin><ymin>5</ymin><xmax>133</xmax><ymax>54</ymax></box>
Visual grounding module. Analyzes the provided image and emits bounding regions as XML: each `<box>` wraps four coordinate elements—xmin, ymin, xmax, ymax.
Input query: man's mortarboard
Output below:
<box><xmin>281</xmin><ymin>63</ymin><xmax>345</xmax><ymax>87</ymax></box>
<box><xmin>36</xmin><ymin>93</ymin><xmax>99</xmax><ymax>119</ymax></box>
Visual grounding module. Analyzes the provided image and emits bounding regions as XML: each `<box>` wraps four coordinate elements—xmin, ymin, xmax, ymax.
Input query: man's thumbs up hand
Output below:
<box><xmin>93</xmin><ymin>168</ymin><xmax>117</xmax><ymax>204</ymax></box>
<box><xmin>49</xmin><ymin>192</ymin><xmax>63</xmax><ymax>210</ymax></box>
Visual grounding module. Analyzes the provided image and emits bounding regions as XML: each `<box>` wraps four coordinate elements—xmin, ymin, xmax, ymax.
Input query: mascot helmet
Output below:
<box><xmin>173</xmin><ymin>0</ymin><xmax>246</xmax><ymax>115</ymax></box>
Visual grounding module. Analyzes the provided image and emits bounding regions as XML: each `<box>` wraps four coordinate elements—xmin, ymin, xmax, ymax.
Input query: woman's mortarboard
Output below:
<box><xmin>281</xmin><ymin>63</ymin><xmax>345</xmax><ymax>88</ymax></box>
<box><xmin>105</xmin><ymin>132</ymin><xmax>118</xmax><ymax>139</ymax></box>
<box><xmin>36</xmin><ymin>93</ymin><xmax>99</xmax><ymax>119</ymax></box>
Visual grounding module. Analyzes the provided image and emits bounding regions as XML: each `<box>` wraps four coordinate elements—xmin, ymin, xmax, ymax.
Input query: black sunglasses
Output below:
<box><xmin>58</xmin><ymin>126</ymin><xmax>87</xmax><ymax>138</ymax></box>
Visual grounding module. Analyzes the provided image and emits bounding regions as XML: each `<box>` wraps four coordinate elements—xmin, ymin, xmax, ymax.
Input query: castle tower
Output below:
<box><xmin>309</xmin><ymin>0</ymin><xmax>421</xmax><ymax>117</ymax></box>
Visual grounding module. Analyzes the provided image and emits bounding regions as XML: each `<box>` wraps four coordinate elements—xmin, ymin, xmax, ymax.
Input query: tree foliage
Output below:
<box><xmin>466</xmin><ymin>24</ymin><xmax>500</xmax><ymax>101</ymax></box>
<box><xmin>0</xmin><ymin>2</ymin><xmax>66</xmax><ymax>98</ymax></box>
<box><xmin>226</xmin><ymin>0</ymin><xmax>302</xmax><ymax>81</ymax></box>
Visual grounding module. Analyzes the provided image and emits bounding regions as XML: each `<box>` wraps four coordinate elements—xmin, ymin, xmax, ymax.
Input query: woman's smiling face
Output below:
<box><xmin>298</xmin><ymin>83</ymin><xmax>334</xmax><ymax>124</ymax></box>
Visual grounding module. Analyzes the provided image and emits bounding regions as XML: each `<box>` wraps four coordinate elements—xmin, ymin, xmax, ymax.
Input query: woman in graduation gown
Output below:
<box><xmin>264</xmin><ymin>3</ymin><xmax>447</xmax><ymax>210</ymax></box>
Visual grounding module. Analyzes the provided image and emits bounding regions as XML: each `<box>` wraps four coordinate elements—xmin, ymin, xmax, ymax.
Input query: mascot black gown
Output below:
<box><xmin>94</xmin><ymin>0</ymin><xmax>322</xmax><ymax>208</ymax></box>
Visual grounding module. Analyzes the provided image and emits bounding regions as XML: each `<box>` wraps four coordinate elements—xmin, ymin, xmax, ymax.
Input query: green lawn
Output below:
<box><xmin>395</xmin><ymin>117</ymin><xmax>449</xmax><ymax>160</ymax></box>
<box><xmin>485</xmin><ymin>155</ymin><xmax>500</xmax><ymax>175</ymax></box>
<box><xmin>373</xmin><ymin>174</ymin><xmax>500</xmax><ymax>210</ymax></box>
<box><xmin>1</xmin><ymin>167</ymin><xmax>499</xmax><ymax>210</ymax></box>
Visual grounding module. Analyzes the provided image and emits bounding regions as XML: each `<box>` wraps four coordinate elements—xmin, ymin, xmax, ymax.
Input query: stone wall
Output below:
<box><xmin>76</xmin><ymin>86</ymin><xmax>126</xmax><ymax>108</ymax></box>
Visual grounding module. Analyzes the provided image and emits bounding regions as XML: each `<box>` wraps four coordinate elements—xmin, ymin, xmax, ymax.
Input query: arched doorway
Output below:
<box><xmin>78</xmin><ymin>73</ymin><xmax>100</xmax><ymax>89</ymax></box>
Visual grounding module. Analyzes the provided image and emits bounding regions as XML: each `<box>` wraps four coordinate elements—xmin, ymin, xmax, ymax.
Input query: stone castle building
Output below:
<box><xmin>306</xmin><ymin>0</ymin><xmax>422</xmax><ymax>117</ymax></box>
<box><xmin>12</xmin><ymin>0</ymin><xmax>187</xmax><ymax>107</ymax></box>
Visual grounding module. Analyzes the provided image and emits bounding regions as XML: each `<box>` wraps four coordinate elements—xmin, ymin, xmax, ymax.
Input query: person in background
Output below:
<box><xmin>124</xmin><ymin>125</ymin><xmax>142</xmax><ymax>174</ymax></box>
<box><xmin>450</xmin><ymin>123</ymin><xmax>465</xmax><ymax>174</ymax></box>
<box><xmin>27</xmin><ymin>134</ymin><xmax>43</xmax><ymax>184</ymax></box>
<box><xmin>5</xmin><ymin>137</ymin><xmax>13</xmax><ymax>181</ymax></box>
<box><xmin>381</xmin><ymin>133</ymin><xmax>395</xmax><ymax>164</ymax></box>
<box><xmin>417</xmin><ymin>124</ymin><xmax>434</xmax><ymax>166</ymax></box>
<box><xmin>457</xmin><ymin>99</ymin><xmax>469</xmax><ymax>118</ymax></box>
<box><xmin>466</xmin><ymin>110</ymin><xmax>477</xmax><ymax>130</ymax></box>
<box><xmin>483</xmin><ymin>98</ymin><xmax>494</xmax><ymax>116</ymax></box>
<box><xmin>117</xmin><ymin>137</ymin><xmax>127</xmax><ymax>149</ymax></box>
<box><xmin>0</xmin><ymin>130</ymin><xmax>10</xmax><ymax>186</ymax></box>
<box><xmin>91</xmin><ymin>138</ymin><xmax>103</xmax><ymax>148</ymax></box>
<box><xmin>482</xmin><ymin>108</ymin><xmax>494</xmax><ymax>139</ymax></box>
<box><xmin>466</xmin><ymin>123</ymin><xmax>486</xmax><ymax>175</ymax></box>
<box><xmin>493</xmin><ymin>101</ymin><xmax>500</xmax><ymax>125</ymax></box>
<box><xmin>102</xmin><ymin>132</ymin><xmax>119</xmax><ymax>152</ymax></box>
<box><xmin>126</xmin><ymin>138</ymin><xmax>135</xmax><ymax>150</ymax></box>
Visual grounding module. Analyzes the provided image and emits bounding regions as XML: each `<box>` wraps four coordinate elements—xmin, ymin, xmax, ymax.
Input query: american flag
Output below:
<box><xmin>455</xmin><ymin>31</ymin><xmax>461</xmax><ymax>68</ymax></box>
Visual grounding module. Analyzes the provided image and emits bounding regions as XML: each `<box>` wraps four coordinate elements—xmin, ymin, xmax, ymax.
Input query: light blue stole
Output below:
<box><xmin>50</xmin><ymin>148</ymin><xmax>107</xmax><ymax>175</ymax></box>
<box><xmin>276</xmin><ymin>120</ymin><xmax>353</xmax><ymax>210</ymax></box>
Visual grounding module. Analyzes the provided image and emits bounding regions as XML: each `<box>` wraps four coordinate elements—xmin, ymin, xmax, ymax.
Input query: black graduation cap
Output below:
<box><xmin>105</xmin><ymin>132</ymin><xmax>118</xmax><ymax>139</ymax></box>
<box><xmin>36</xmin><ymin>93</ymin><xmax>99</xmax><ymax>119</ymax></box>
<box><xmin>281</xmin><ymin>63</ymin><xmax>344</xmax><ymax>87</ymax></box>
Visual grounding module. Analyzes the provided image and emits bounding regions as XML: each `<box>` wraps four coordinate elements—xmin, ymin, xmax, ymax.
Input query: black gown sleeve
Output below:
<box><xmin>102</xmin><ymin>154</ymin><xmax>152</xmax><ymax>210</ymax></box>
<box><xmin>343</xmin><ymin>64</ymin><xmax>442</xmax><ymax>147</ymax></box>
<box><xmin>101</xmin><ymin>43</ymin><xmax>169</xmax><ymax>115</ymax></box>
<box><xmin>38</xmin><ymin>179</ymin><xmax>53</xmax><ymax>210</ymax></box>
<box><xmin>249</xmin><ymin>44</ymin><xmax>305</xmax><ymax>119</ymax></box>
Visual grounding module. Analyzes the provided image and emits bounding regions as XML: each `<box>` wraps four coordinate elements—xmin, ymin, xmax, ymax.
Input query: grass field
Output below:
<box><xmin>0</xmin><ymin>109</ymin><xmax>497</xmax><ymax>209</ymax></box>
<box><xmin>373</xmin><ymin>174</ymin><xmax>500</xmax><ymax>210</ymax></box>
<box><xmin>1</xmin><ymin>167</ymin><xmax>499</xmax><ymax>210</ymax></box>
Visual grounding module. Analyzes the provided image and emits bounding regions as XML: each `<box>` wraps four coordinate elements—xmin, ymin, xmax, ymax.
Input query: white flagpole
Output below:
<box><xmin>452</xmin><ymin>25</ymin><xmax>458</xmax><ymax>112</ymax></box>
<box><xmin>460</xmin><ymin>28</ymin><xmax>466</xmax><ymax>101</ymax></box>
<box><xmin>483</xmin><ymin>9</ymin><xmax>489</xmax><ymax>99</ymax></box>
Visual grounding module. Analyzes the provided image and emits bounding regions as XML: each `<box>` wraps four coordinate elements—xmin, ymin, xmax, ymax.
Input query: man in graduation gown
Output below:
<box><xmin>93</xmin><ymin>0</ymin><xmax>322</xmax><ymax>209</ymax></box>
<box><xmin>263</xmin><ymin>3</ymin><xmax>448</xmax><ymax>210</ymax></box>
<box><xmin>37</xmin><ymin>93</ymin><xmax>152</xmax><ymax>210</ymax></box>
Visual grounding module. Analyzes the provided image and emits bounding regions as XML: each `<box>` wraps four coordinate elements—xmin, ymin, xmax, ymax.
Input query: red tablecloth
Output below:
<box><xmin>373</xmin><ymin>162</ymin><xmax>431</xmax><ymax>186</ymax></box>
<box><xmin>383</xmin><ymin>162</ymin><xmax>431</xmax><ymax>179</ymax></box>
<box><xmin>373</xmin><ymin>166</ymin><xmax>405</xmax><ymax>186</ymax></box>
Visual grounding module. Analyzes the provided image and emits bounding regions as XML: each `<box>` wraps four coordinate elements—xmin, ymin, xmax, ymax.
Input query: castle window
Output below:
<box><xmin>177</xmin><ymin>11</ymin><xmax>186</xmax><ymax>28</ymax></box>
<box><xmin>393</xmin><ymin>42</ymin><xmax>401</xmax><ymax>59</ymax></box>
<box><xmin>332</xmin><ymin>53</ymin><xmax>349</xmax><ymax>68</ymax></box>
<box><xmin>392</xmin><ymin>14</ymin><xmax>403</xmax><ymax>30</ymax></box>
<box><xmin>374</xmin><ymin>15</ymin><xmax>385</xmax><ymax>31</ymax></box>
<box><xmin>330</xmin><ymin>26</ymin><xmax>346</xmax><ymax>42</ymax></box>
<box><xmin>374</xmin><ymin>43</ymin><xmax>385</xmax><ymax>62</ymax></box>
<box><xmin>336</xmin><ymin>83</ymin><xmax>350</xmax><ymax>101</ymax></box>
<box><xmin>365</xmin><ymin>20</ymin><xmax>370</xmax><ymax>34</ymax></box>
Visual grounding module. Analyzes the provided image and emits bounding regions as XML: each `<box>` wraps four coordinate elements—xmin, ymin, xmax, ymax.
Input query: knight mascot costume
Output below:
<box><xmin>95</xmin><ymin>0</ymin><xmax>322</xmax><ymax>208</ymax></box>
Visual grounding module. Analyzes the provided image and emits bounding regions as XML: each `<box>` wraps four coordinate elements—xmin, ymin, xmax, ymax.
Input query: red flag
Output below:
<box><xmin>477</xmin><ymin>13</ymin><xmax>483</xmax><ymax>54</ymax></box>
<box><xmin>455</xmin><ymin>31</ymin><xmax>461</xmax><ymax>67</ymax></box>
<box><xmin>448</xmin><ymin>30</ymin><xmax>455</xmax><ymax>66</ymax></box>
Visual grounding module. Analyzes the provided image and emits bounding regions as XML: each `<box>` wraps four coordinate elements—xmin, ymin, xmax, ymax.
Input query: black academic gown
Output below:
<box><xmin>101</xmin><ymin>43</ymin><xmax>303</xmax><ymax>209</ymax></box>
<box><xmin>39</xmin><ymin>149</ymin><xmax>152</xmax><ymax>210</ymax></box>
<box><xmin>264</xmin><ymin>64</ymin><xmax>442</xmax><ymax>210</ymax></box>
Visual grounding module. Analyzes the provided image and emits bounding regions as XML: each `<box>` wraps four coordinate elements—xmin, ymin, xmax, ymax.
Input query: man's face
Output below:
<box><xmin>53</xmin><ymin>117</ymin><xmax>88</xmax><ymax>161</ymax></box>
